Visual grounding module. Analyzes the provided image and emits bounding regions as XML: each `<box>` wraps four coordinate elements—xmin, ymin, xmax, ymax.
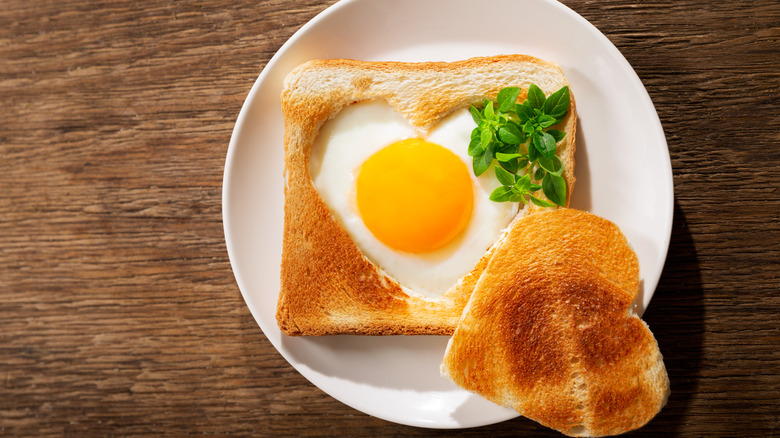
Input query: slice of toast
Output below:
<box><xmin>440</xmin><ymin>209</ymin><xmax>669</xmax><ymax>436</ymax></box>
<box><xmin>277</xmin><ymin>55</ymin><xmax>576</xmax><ymax>335</ymax></box>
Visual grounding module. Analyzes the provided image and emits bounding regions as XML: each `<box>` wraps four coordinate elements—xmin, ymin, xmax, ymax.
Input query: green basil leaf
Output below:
<box><xmin>476</xmin><ymin>119</ymin><xmax>487</xmax><ymax>136</ymax></box>
<box><xmin>547</xmin><ymin>129</ymin><xmax>565</xmax><ymax>142</ymax></box>
<box><xmin>499</xmin><ymin>158</ymin><xmax>519</xmax><ymax>174</ymax></box>
<box><xmin>542</xmin><ymin>86</ymin><xmax>569</xmax><ymax>120</ymax></box>
<box><xmin>515</xmin><ymin>103</ymin><xmax>534</xmax><ymax>123</ymax></box>
<box><xmin>497</xmin><ymin>87</ymin><xmax>521</xmax><ymax>113</ymax></box>
<box><xmin>529</xmin><ymin>195</ymin><xmax>556</xmax><ymax>207</ymax></box>
<box><xmin>537</xmin><ymin>154</ymin><xmax>564</xmax><ymax>175</ymax></box>
<box><xmin>471</xmin><ymin>126</ymin><xmax>481</xmax><ymax>139</ymax></box>
<box><xmin>522</xmin><ymin>119</ymin><xmax>536</xmax><ymax>137</ymax></box>
<box><xmin>469</xmin><ymin>105</ymin><xmax>483</xmax><ymax>124</ymax></box>
<box><xmin>472</xmin><ymin>154</ymin><xmax>488</xmax><ymax>177</ymax></box>
<box><xmin>541</xmin><ymin>131</ymin><xmax>558</xmax><ymax>158</ymax></box>
<box><xmin>538</xmin><ymin>114</ymin><xmax>557</xmax><ymax>129</ymax></box>
<box><xmin>495</xmin><ymin>143</ymin><xmax>514</xmax><ymax>156</ymax></box>
<box><xmin>534</xmin><ymin>166</ymin><xmax>546</xmax><ymax>181</ymax></box>
<box><xmin>526</xmin><ymin>84</ymin><xmax>546</xmax><ymax>110</ymax></box>
<box><xmin>528</xmin><ymin>140</ymin><xmax>539</xmax><ymax>162</ymax></box>
<box><xmin>533</xmin><ymin>131</ymin><xmax>557</xmax><ymax>159</ymax></box>
<box><xmin>518</xmin><ymin>156</ymin><xmax>529</xmax><ymax>169</ymax></box>
<box><xmin>496</xmin><ymin>152</ymin><xmax>524</xmax><ymax>162</ymax></box>
<box><xmin>542</xmin><ymin>173</ymin><xmax>567</xmax><ymax>206</ymax></box>
<box><xmin>473</xmin><ymin>141</ymin><xmax>494</xmax><ymax>176</ymax></box>
<box><xmin>529</xmin><ymin>183</ymin><xmax>542</xmax><ymax>191</ymax></box>
<box><xmin>480</xmin><ymin>125</ymin><xmax>493</xmax><ymax>149</ymax></box>
<box><xmin>489</xmin><ymin>185</ymin><xmax>514</xmax><ymax>202</ymax></box>
<box><xmin>498</xmin><ymin>122</ymin><xmax>523</xmax><ymax>144</ymax></box>
<box><xmin>484</xmin><ymin>100</ymin><xmax>495</xmax><ymax>120</ymax></box>
<box><xmin>468</xmin><ymin>131</ymin><xmax>483</xmax><ymax>157</ymax></box>
<box><xmin>515</xmin><ymin>173</ymin><xmax>531</xmax><ymax>193</ymax></box>
<box><xmin>494</xmin><ymin>165</ymin><xmax>516</xmax><ymax>186</ymax></box>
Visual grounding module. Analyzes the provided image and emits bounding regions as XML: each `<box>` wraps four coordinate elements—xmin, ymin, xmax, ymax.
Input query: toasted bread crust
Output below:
<box><xmin>277</xmin><ymin>55</ymin><xmax>576</xmax><ymax>335</ymax></box>
<box><xmin>441</xmin><ymin>209</ymin><xmax>669</xmax><ymax>436</ymax></box>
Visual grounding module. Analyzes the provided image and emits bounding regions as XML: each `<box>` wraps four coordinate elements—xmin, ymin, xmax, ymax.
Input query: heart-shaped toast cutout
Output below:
<box><xmin>441</xmin><ymin>209</ymin><xmax>669</xmax><ymax>436</ymax></box>
<box><xmin>309</xmin><ymin>99</ymin><xmax>520</xmax><ymax>299</ymax></box>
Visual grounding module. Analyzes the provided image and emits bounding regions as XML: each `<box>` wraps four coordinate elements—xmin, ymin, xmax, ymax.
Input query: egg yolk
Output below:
<box><xmin>356</xmin><ymin>138</ymin><xmax>473</xmax><ymax>253</ymax></box>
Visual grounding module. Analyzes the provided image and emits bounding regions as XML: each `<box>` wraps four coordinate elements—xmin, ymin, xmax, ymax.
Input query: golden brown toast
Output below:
<box><xmin>441</xmin><ymin>209</ymin><xmax>669</xmax><ymax>436</ymax></box>
<box><xmin>277</xmin><ymin>55</ymin><xmax>576</xmax><ymax>335</ymax></box>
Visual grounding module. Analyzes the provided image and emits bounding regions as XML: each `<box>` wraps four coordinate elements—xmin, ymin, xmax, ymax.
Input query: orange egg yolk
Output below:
<box><xmin>356</xmin><ymin>138</ymin><xmax>473</xmax><ymax>253</ymax></box>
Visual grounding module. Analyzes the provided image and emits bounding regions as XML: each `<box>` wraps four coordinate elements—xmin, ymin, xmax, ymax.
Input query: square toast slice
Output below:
<box><xmin>277</xmin><ymin>55</ymin><xmax>576</xmax><ymax>335</ymax></box>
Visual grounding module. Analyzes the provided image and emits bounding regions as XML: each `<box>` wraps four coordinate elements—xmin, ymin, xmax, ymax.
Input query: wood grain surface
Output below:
<box><xmin>1</xmin><ymin>0</ymin><xmax>778</xmax><ymax>436</ymax></box>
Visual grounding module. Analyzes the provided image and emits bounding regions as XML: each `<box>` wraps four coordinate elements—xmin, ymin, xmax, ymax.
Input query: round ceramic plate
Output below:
<box><xmin>222</xmin><ymin>0</ymin><xmax>673</xmax><ymax>429</ymax></box>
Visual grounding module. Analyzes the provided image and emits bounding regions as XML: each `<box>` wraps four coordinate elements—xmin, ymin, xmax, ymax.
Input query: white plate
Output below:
<box><xmin>222</xmin><ymin>0</ymin><xmax>673</xmax><ymax>429</ymax></box>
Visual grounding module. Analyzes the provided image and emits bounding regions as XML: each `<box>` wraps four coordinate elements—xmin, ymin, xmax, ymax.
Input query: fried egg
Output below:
<box><xmin>309</xmin><ymin>100</ymin><xmax>519</xmax><ymax>299</ymax></box>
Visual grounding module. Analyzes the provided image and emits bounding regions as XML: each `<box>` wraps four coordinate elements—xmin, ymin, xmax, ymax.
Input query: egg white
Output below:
<box><xmin>309</xmin><ymin>100</ymin><xmax>519</xmax><ymax>299</ymax></box>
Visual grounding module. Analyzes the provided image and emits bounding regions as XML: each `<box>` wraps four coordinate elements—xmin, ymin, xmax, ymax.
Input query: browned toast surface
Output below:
<box><xmin>441</xmin><ymin>209</ymin><xmax>669</xmax><ymax>436</ymax></box>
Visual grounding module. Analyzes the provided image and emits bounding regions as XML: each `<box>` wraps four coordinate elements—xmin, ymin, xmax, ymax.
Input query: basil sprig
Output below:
<box><xmin>468</xmin><ymin>84</ymin><xmax>570</xmax><ymax>207</ymax></box>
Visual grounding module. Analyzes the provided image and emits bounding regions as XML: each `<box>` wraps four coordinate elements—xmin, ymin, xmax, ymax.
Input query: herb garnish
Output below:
<box><xmin>468</xmin><ymin>84</ymin><xmax>570</xmax><ymax>207</ymax></box>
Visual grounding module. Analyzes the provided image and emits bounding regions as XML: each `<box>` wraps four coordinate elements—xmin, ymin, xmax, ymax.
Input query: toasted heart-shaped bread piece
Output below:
<box><xmin>277</xmin><ymin>56</ymin><xmax>576</xmax><ymax>335</ymax></box>
<box><xmin>441</xmin><ymin>209</ymin><xmax>669</xmax><ymax>436</ymax></box>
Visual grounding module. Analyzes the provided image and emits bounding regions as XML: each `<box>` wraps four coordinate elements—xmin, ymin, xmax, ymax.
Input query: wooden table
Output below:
<box><xmin>2</xmin><ymin>0</ymin><xmax>778</xmax><ymax>436</ymax></box>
